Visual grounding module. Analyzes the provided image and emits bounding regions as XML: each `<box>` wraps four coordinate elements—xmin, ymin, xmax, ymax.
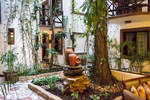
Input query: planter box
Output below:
<box><xmin>28</xmin><ymin>83</ymin><xmax>62</xmax><ymax>100</ymax></box>
<box><xmin>111</xmin><ymin>70</ymin><xmax>146</xmax><ymax>81</ymax></box>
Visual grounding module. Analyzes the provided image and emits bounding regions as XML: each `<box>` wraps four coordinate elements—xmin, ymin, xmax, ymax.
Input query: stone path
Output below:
<box><xmin>0</xmin><ymin>78</ymin><xmax>45</xmax><ymax>100</ymax></box>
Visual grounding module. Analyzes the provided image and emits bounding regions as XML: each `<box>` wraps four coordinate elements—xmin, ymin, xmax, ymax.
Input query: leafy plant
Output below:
<box><xmin>99</xmin><ymin>91</ymin><xmax>110</xmax><ymax>98</ymax></box>
<box><xmin>90</xmin><ymin>94</ymin><xmax>100</xmax><ymax>100</ymax></box>
<box><xmin>55</xmin><ymin>31</ymin><xmax>68</xmax><ymax>39</ymax></box>
<box><xmin>15</xmin><ymin>62</ymin><xmax>30</xmax><ymax>76</ymax></box>
<box><xmin>108</xmin><ymin>38</ymin><xmax>122</xmax><ymax>70</ymax></box>
<box><xmin>121</xmin><ymin>41</ymin><xmax>150</xmax><ymax>73</ymax></box>
<box><xmin>103</xmin><ymin>91</ymin><xmax>110</xmax><ymax>98</ymax></box>
<box><xmin>27</xmin><ymin>69</ymin><xmax>38</xmax><ymax>76</ymax></box>
<box><xmin>47</xmin><ymin>77</ymin><xmax>56</xmax><ymax>90</ymax></box>
<box><xmin>0</xmin><ymin>81</ymin><xmax>14</xmax><ymax>98</ymax></box>
<box><xmin>0</xmin><ymin>49</ymin><xmax>18</xmax><ymax>73</ymax></box>
<box><xmin>99</xmin><ymin>91</ymin><xmax>103</xmax><ymax>96</ymax></box>
<box><xmin>61</xmin><ymin>86</ymin><xmax>65</xmax><ymax>95</ymax></box>
<box><xmin>33</xmin><ymin>76</ymin><xmax>62</xmax><ymax>87</ymax></box>
<box><xmin>71</xmin><ymin>91</ymin><xmax>79</xmax><ymax>100</ymax></box>
<box><xmin>87</xmin><ymin>55</ymin><xmax>94</xmax><ymax>76</ymax></box>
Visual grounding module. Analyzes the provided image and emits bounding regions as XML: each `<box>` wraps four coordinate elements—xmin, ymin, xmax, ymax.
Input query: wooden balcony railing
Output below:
<box><xmin>108</xmin><ymin>0</ymin><xmax>150</xmax><ymax>16</ymax></box>
<box><xmin>40</xmin><ymin>8</ymin><xmax>63</xmax><ymax>27</ymax></box>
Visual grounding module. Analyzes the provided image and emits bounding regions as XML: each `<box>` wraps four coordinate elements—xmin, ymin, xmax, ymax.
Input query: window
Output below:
<box><xmin>122</xmin><ymin>31</ymin><xmax>149</xmax><ymax>56</ymax></box>
<box><xmin>8</xmin><ymin>28</ymin><xmax>15</xmax><ymax>45</ymax></box>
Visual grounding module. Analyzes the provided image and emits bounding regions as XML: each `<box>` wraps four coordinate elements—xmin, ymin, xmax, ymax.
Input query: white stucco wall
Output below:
<box><xmin>63</xmin><ymin>0</ymin><xmax>87</xmax><ymax>53</ymax></box>
<box><xmin>0</xmin><ymin>24</ymin><xmax>6</xmax><ymax>74</ymax></box>
<box><xmin>0</xmin><ymin>0</ymin><xmax>41</xmax><ymax>74</ymax></box>
<box><xmin>108</xmin><ymin>14</ymin><xmax>150</xmax><ymax>72</ymax></box>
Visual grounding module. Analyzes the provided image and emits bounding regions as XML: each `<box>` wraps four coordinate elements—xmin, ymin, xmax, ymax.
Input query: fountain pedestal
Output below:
<box><xmin>63</xmin><ymin>65</ymin><xmax>84</xmax><ymax>76</ymax></box>
<box><xmin>59</xmin><ymin>72</ymin><xmax>90</xmax><ymax>93</ymax></box>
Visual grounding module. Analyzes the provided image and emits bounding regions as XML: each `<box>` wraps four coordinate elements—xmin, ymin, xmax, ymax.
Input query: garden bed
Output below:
<box><xmin>19</xmin><ymin>71</ymin><xmax>62</xmax><ymax>82</ymax></box>
<box><xmin>45</xmin><ymin>86</ymin><xmax>122</xmax><ymax>100</ymax></box>
<box><xmin>28</xmin><ymin>73</ymin><xmax>123</xmax><ymax>100</ymax></box>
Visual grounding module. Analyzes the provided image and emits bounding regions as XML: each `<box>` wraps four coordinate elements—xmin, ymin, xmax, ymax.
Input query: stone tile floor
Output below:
<box><xmin>0</xmin><ymin>77</ymin><xmax>122</xmax><ymax>100</ymax></box>
<box><xmin>0</xmin><ymin>77</ymin><xmax>45</xmax><ymax>100</ymax></box>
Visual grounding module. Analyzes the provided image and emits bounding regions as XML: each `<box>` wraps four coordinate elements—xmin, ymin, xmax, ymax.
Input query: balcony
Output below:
<box><xmin>108</xmin><ymin>0</ymin><xmax>150</xmax><ymax>17</ymax></box>
<box><xmin>40</xmin><ymin>8</ymin><xmax>63</xmax><ymax>28</ymax></box>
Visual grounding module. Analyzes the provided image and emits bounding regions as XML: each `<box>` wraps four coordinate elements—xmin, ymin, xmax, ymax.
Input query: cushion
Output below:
<box><xmin>137</xmin><ymin>85</ymin><xmax>146</xmax><ymax>100</ymax></box>
<box><xmin>143</xmin><ymin>83</ymin><xmax>150</xmax><ymax>100</ymax></box>
<box><xmin>147</xmin><ymin>81</ymin><xmax>150</xmax><ymax>88</ymax></box>
<box><xmin>130</xmin><ymin>85</ymin><xmax>139</xmax><ymax>96</ymax></box>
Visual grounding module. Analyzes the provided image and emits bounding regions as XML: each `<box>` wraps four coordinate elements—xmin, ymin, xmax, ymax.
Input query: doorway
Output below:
<box><xmin>42</xmin><ymin>33</ymin><xmax>49</xmax><ymax>62</ymax></box>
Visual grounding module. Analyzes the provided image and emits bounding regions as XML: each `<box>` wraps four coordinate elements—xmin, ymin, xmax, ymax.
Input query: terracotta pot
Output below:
<box><xmin>68</xmin><ymin>52</ymin><xmax>76</xmax><ymax>66</ymax></box>
<box><xmin>65</xmin><ymin>46</ymin><xmax>73</xmax><ymax>65</ymax></box>
<box><xmin>76</xmin><ymin>56</ymin><xmax>81</xmax><ymax>66</ymax></box>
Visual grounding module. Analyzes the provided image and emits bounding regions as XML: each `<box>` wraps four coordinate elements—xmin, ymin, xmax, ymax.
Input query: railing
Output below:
<box><xmin>108</xmin><ymin>0</ymin><xmax>150</xmax><ymax>16</ymax></box>
<box><xmin>40</xmin><ymin>8</ymin><xmax>63</xmax><ymax>27</ymax></box>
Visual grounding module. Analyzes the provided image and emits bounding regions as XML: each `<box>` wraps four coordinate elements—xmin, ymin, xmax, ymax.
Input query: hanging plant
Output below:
<box><xmin>55</xmin><ymin>31</ymin><xmax>68</xmax><ymax>39</ymax></box>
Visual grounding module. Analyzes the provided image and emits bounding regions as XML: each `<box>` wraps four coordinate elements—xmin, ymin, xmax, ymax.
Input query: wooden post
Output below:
<box><xmin>148</xmin><ymin>0</ymin><xmax>150</xmax><ymax>11</ymax></box>
<box><xmin>134</xmin><ymin>0</ymin><xmax>137</xmax><ymax>12</ymax></box>
<box><xmin>113</xmin><ymin>3</ymin><xmax>114</xmax><ymax>16</ymax></box>
<box><xmin>42</xmin><ymin>4</ymin><xmax>45</xmax><ymax>25</ymax></box>
<box><xmin>49</xmin><ymin>0</ymin><xmax>56</xmax><ymax>69</ymax></box>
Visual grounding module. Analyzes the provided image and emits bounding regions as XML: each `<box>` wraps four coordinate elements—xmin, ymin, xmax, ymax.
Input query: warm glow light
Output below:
<box><xmin>10</xmin><ymin>32</ymin><xmax>14</xmax><ymax>34</ymax></box>
<box><xmin>11</xmin><ymin>35</ymin><xmax>13</xmax><ymax>38</ymax></box>
<box><xmin>44</xmin><ymin>31</ymin><xmax>47</xmax><ymax>33</ymax></box>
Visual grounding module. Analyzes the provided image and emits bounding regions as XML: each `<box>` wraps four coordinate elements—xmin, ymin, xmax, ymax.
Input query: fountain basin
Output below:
<box><xmin>63</xmin><ymin>65</ymin><xmax>84</xmax><ymax>76</ymax></box>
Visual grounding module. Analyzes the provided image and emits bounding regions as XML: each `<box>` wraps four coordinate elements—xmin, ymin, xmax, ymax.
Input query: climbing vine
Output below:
<box><xmin>3</xmin><ymin>0</ymin><xmax>41</xmax><ymax>69</ymax></box>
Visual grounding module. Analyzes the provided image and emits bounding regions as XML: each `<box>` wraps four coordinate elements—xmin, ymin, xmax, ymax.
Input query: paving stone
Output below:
<box><xmin>0</xmin><ymin>80</ymin><xmax>45</xmax><ymax>100</ymax></box>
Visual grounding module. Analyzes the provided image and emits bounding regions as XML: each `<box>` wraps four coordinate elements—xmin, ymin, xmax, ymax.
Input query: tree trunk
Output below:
<box><xmin>94</xmin><ymin>16</ymin><xmax>113</xmax><ymax>85</ymax></box>
<box><xmin>49</xmin><ymin>0</ymin><xmax>55</xmax><ymax>69</ymax></box>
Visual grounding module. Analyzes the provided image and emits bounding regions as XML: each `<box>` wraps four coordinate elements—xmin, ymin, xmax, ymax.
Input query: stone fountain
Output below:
<box><xmin>60</xmin><ymin>46</ymin><xmax>90</xmax><ymax>93</ymax></box>
<box><xmin>63</xmin><ymin>46</ymin><xmax>84</xmax><ymax>76</ymax></box>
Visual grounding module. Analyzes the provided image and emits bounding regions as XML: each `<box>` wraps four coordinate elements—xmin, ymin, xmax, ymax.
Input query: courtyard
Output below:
<box><xmin>1</xmin><ymin>0</ymin><xmax>150</xmax><ymax>100</ymax></box>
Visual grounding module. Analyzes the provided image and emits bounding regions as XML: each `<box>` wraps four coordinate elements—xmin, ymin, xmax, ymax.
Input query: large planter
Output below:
<box><xmin>65</xmin><ymin>47</ymin><xmax>73</xmax><ymax>65</ymax></box>
<box><xmin>2</xmin><ymin>70</ymin><xmax>18</xmax><ymax>82</ymax></box>
<box><xmin>68</xmin><ymin>52</ymin><xmax>76</xmax><ymax>66</ymax></box>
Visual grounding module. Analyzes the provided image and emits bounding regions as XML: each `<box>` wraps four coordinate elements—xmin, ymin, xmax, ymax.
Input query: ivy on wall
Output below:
<box><xmin>3</xmin><ymin>0</ymin><xmax>42</xmax><ymax>68</ymax></box>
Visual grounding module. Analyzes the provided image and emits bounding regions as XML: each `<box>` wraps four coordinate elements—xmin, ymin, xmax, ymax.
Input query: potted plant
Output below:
<box><xmin>121</xmin><ymin>41</ymin><xmax>150</xmax><ymax>74</ymax></box>
<box><xmin>0</xmin><ymin>49</ymin><xmax>18</xmax><ymax>82</ymax></box>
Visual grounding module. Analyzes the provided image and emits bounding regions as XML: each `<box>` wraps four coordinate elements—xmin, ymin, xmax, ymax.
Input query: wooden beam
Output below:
<box><xmin>148</xmin><ymin>0</ymin><xmax>150</xmax><ymax>11</ymax></box>
<box><xmin>0</xmin><ymin>74</ymin><xmax>4</xmax><ymax>77</ymax></box>
<box><xmin>109</xmin><ymin>12</ymin><xmax>150</xmax><ymax>19</ymax></box>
